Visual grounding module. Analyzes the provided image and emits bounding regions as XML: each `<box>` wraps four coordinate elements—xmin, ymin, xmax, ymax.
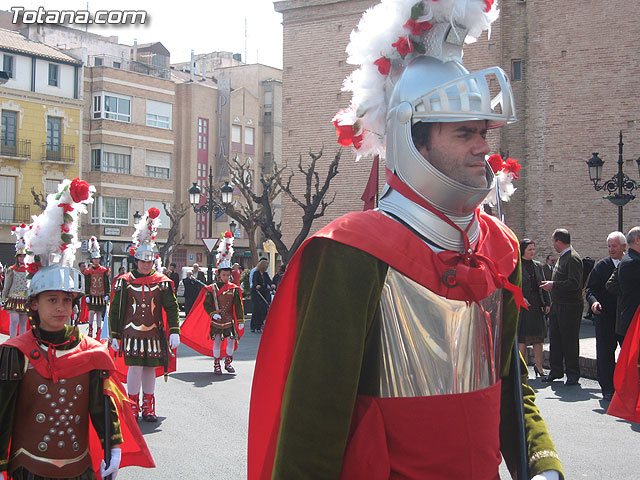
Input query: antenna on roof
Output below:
<box><xmin>244</xmin><ymin>17</ymin><xmax>248</xmax><ymax>64</ymax></box>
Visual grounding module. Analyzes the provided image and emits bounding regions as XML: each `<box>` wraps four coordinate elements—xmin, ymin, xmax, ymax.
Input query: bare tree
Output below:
<box><xmin>158</xmin><ymin>201</ymin><xmax>189</xmax><ymax>265</ymax></box>
<box><xmin>223</xmin><ymin>148</ymin><xmax>341</xmax><ymax>264</ymax></box>
<box><xmin>30</xmin><ymin>187</ymin><xmax>47</xmax><ymax>212</ymax></box>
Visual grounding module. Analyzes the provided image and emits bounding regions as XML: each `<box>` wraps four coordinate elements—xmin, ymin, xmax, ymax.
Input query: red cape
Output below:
<box><xmin>181</xmin><ymin>282</ymin><xmax>245</xmax><ymax>357</ymax></box>
<box><xmin>607</xmin><ymin>305</ymin><xmax>640</xmax><ymax>422</ymax></box>
<box><xmin>3</xmin><ymin>330</ymin><xmax>155</xmax><ymax>477</ymax></box>
<box><xmin>0</xmin><ymin>308</ymin><xmax>10</xmax><ymax>336</ymax></box>
<box><xmin>107</xmin><ymin>272</ymin><xmax>177</xmax><ymax>383</ymax></box>
<box><xmin>247</xmin><ymin>209</ymin><xmax>520</xmax><ymax>480</ymax></box>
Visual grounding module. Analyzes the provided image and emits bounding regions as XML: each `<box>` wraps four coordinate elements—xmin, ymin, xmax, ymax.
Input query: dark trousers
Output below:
<box><xmin>548</xmin><ymin>303</ymin><xmax>583</xmax><ymax>380</ymax></box>
<box><xmin>594</xmin><ymin>315</ymin><xmax>618</xmax><ymax>394</ymax></box>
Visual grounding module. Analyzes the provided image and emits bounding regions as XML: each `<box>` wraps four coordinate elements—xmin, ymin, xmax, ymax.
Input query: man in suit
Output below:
<box><xmin>585</xmin><ymin>231</ymin><xmax>626</xmax><ymax>400</ymax></box>
<box><xmin>541</xmin><ymin>228</ymin><xmax>583</xmax><ymax>385</ymax></box>
<box><xmin>542</xmin><ymin>254</ymin><xmax>555</xmax><ymax>281</ymax></box>
<box><xmin>616</xmin><ymin>226</ymin><xmax>640</xmax><ymax>341</ymax></box>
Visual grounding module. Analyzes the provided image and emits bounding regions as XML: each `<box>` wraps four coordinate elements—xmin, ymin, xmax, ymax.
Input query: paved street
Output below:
<box><xmin>2</xmin><ymin>319</ymin><xmax>639</xmax><ymax>479</ymax></box>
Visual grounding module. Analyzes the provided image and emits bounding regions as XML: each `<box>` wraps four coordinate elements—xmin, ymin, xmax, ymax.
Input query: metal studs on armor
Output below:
<box><xmin>48</xmin><ymin>416</ymin><xmax>54</xmax><ymax>421</ymax></box>
<box><xmin>68</xmin><ymin>402</ymin><xmax>74</xmax><ymax>408</ymax></box>
<box><xmin>38</xmin><ymin>384</ymin><xmax>48</xmax><ymax>394</ymax></box>
<box><xmin>59</xmin><ymin>388</ymin><xmax>67</xmax><ymax>395</ymax></box>
<box><xmin>38</xmin><ymin>442</ymin><xmax>48</xmax><ymax>452</ymax></box>
<box><xmin>50</xmin><ymin>401</ymin><xmax>56</xmax><ymax>408</ymax></box>
<box><xmin>76</xmin><ymin>385</ymin><xmax>83</xmax><ymax>394</ymax></box>
<box><xmin>58</xmin><ymin>441</ymin><xmax>65</xmax><ymax>448</ymax></box>
<box><xmin>49</xmin><ymin>427</ymin><xmax>57</xmax><ymax>434</ymax></box>
<box><xmin>64</xmin><ymin>408</ymin><xmax>70</xmax><ymax>414</ymax></box>
<box><xmin>36</xmin><ymin>413</ymin><xmax>46</xmax><ymax>423</ymax></box>
<box><xmin>54</xmin><ymin>408</ymin><xmax>61</xmax><ymax>414</ymax></box>
<box><xmin>45</xmin><ymin>393</ymin><xmax>52</xmax><ymax>399</ymax></box>
<box><xmin>60</xmin><ymin>414</ymin><xmax>67</xmax><ymax>422</ymax></box>
<box><xmin>59</xmin><ymin>397</ymin><xmax>67</xmax><ymax>404</ymax></box>
<box><xmin>72</xmin><ymin>442</ymin><xmax>80</xmax><ymax>452</ymax></box>
<box><xmin>75</xmin><ymin>416</ymin><xmax>81</xmax><ymax>424</ymax></box>
<box><xmin>59</xmin><ymin>379</ymin><xmax>67</xmax><ymax>384</ymax></box>
<box><xmin>71</xmin><ymin>434</ymin><xmax>77</xmax><ymax>441</ymax></box>
<box><xmin>55</xmin><ymin>421</ymin><xmax>60</xmax><ymax>426</ymax></box>
<box><xmin>43</xmin><ymin>435</ymin><xmax>51</xmax><ymax>442</ymax></box>
<box><xmin>72</xmin><ymin>395</ymin><xmax>78</xmax><ymax>401</ymax></box>
<box><xmin>65</xmin><ymin>422</ymin><xmax>70</xmax><ymax>427</ymax></box>
<box><xmin>58</xmin><ymin>430</ymin><xmax>65</xmax><ymax>436</ymax></box>
<box><xmin>67</xmin><ymin>427</ymin><xmax>74</xmax><ymax>434</ymax></box>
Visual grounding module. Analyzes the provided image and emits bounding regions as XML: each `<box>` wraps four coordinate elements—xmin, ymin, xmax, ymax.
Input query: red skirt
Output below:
<box><xmin>341</xmin><ymin>382</ymin><xmax>502</xmax><ymax>480</ymax></box>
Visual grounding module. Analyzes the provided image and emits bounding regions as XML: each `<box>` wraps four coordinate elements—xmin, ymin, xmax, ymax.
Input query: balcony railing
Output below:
<box><xmin>41</xmin><ymin>143</ymin><xmax>75</xmax><ymax>163</ymax></box>
<box><xmin>0</xmin><ymin>203</ymin><xmax>31</xmax><ymax>224</ymax></box>
<box><xmin>0</xmin><ymin>140</ymin><xmax>31</xmax><ymax>158</ymax></box>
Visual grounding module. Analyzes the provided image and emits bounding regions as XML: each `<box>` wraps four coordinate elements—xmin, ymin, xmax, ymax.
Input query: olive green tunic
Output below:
<box><xmin>273</xmin><ymin>238</ymin><xmax>563</xmax><ymax>479</ymax></box>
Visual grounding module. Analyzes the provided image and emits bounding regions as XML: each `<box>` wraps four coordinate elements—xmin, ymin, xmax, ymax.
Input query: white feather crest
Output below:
<box><xmin>25</xmin><ymin>179</ymin><xmax>95</xmax><ymax>268</ymax></box>
<box><xmin>216</xmin><ymin>232</ymin><xmax>234</xmax><ymax>267</ymax></box>
<box><xmin>88</xmin><ymin>236</ymin><xmax>101</xmax><ymax>257</ymax></box>
<box><xmin>11</xmin><ymin>223</ymin><xmax>29</xmax><ymax>252</ymax></box>
<box><xmin>132</xmin><ymin>208</ymin><xmax>161</xmax><ymax>248</ymax></box>
<box><xmin>337</xmin><ymin>0</ymin><xmax>499</xmax><ymax>159</ymax></box>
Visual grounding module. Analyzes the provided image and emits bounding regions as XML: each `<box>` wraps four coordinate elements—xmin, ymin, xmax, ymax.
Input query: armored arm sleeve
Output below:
<box><xmin>234</xmin><ymin>288</ymin><xmax>244</xmax><ymax>324</ymax></box>
<box><xmin>499</xmin><ymin>260</ymin><xmax>564</xmax><ymax>479</ymax></box>
<box><xmin>88</xmin><ymin>370</ymin><xmax>122</xmax><ymax>448</ymax></box>
<box><xmin>0</xmin><ymin>346</ymin><xmax>25</xmax><ymax>472</ymax></box>
<box><xmin>109</xmin><ymin>279</ymin><xmax>124</xmax><ymax>339</ymax></box>
<box><xmin>161</xmin><ymin>284</ymin><xmax>180</xmax><ymax>334</ymax></box>
<box><xmin>272</xmin><ymin>239</ymin><xmax>387</xmax><ymax>478</ymax></box>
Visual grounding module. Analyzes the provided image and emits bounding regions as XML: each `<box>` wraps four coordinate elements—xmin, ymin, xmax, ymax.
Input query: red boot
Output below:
<box><xmin>88</xmin><ymin>323</ymin><xmax>93</xmax><ymax>338</ymax></box>
<box><xmin>129</xmin><ymin>393</ymin><xmax>140</xmax><ymax>420</ymax></box>
<box><xmin>142</xmin><ymin>393</ymin><xmax>157</xmax><ymax>422</ymax></box>
<box><xmin>224</xmin><ymin>356</ymin><xmax>235</xmax><ymax>373</ymax></box>
<box><xmin>213</xmin><ymin>358</ymin><xmax>222</xmax><ymax>375</ymax></box>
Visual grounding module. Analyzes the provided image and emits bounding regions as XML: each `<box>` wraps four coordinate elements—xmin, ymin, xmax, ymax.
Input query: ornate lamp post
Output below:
<box><xmin>587</xmin><ymin>131</ymin><xmax>640</xmax><ymax>232</ymax></box>
<box><xmin>188</xmin><ymin>166</ymin><xmax>234</xmax><ymax>283</ymax></box>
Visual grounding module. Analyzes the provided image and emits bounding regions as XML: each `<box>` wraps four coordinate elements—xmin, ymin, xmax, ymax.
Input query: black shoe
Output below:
<box><xmin>565</xmin><ymin>378</ymin><xmax>580</xmax><ymax>386</ymax></box>
<box><xmin>534</xmin><ymin>366</ymin><xmax>545</xmax><ymax>377</ymax></box>
<box><xmin>603</xmin><ymin>393</ymin><xmax>614</xmax><ymax>401</ymax></box>
<box><xmin>542</xmin><ymin>375</ymin><xmax>562</xmax><ymax>383</ymax></box>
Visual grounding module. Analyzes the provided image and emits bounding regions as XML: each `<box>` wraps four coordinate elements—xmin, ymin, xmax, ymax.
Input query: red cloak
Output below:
<box><xmin>180</xmin><ymin>282</ymin><xmax>245</xmax><ymax>358</ymax></box>
<box><xmin>3</xmin><ymin>330</ymin><xmax>155</xmax><ymax>477</ymax></box>
<box><xmin>607</xmin><ymin>305</ymin><xmax>640</xmax><ymax>423</ymax></box>
<box><xmin>247</xmin><ymin>208</ymin><xmax>521</xmax><ymax>480</ymax></box>
<box><xmin>107</xmin><ymin>272</ymin><xmax>177</xmax><ymax>383</ymax></box>
<box><xmin>0</xmin><ymin>308</ymin><xmax>10</xmax><ymax>336</ymax></box>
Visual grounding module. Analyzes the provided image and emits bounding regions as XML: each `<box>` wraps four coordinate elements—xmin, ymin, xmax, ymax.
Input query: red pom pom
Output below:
<box><xmin>69</xmin><ymin>178</ymin><xmax>90</xmax><ymax>203</ymax></box>
<box><xmin>224</xmin><ymin>231</ymin><xmax>233</xmax><ymax>238</ymax></box>
<box><xmin>374</xmin><ymin>57</ymin><xmax>391</xmax><ymax>76</ymax></box>
<box><xmin>129</xmin><ymin>247</ymin><xmax>136</xmax><ymax>256</ymax></box>
<box><xmin>20</xmin><ymin>223</ymin><xmax>26</xmax><ymax>228</ymax></box>
<box><xmin>487</xmin><ymin>154</ymin><xmax>504</xmax><ymax>174</ymax></box>
<box><xmin>11</xmin><ymin>226</ymin><xmax>16</xmax><ymax>231</ymax></box>
<box><xmin>148</xmin><ymin>207</ymin><xmax>160</xmax><ymax>219</ymax></box>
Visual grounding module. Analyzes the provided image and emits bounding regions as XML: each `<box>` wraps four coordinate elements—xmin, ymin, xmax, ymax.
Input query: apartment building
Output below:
<box><xmin>0</xmin><ymin>28</ymin><xmax>83</xmax><ymax>264</ymax></box>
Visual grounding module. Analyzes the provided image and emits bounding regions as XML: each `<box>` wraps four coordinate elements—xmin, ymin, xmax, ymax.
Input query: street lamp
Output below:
<box><xmin>189</xmin><ymin>166</ymin><xmax>233</xmax><ymax>283</ymax></box>
<box><xmin>587</xmin><ymin>131</ymin><xmax>640</xmax><ymax>232</ymax></box>
<box><xmin>229</xmin><ymin>220</ymin><xmax>237</xmax><ymax>234</ymax></box>
<box><xmin>133</xmin><ymin>210</ymin><xmax>142</xmax><ymax>223</ymax></box>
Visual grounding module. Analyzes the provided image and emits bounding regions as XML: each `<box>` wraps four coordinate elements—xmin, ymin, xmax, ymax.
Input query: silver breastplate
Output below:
<box><xmin>379</xmin><ymin>268</ymin><xmax>502</xmax><ymax>398</ymax></box>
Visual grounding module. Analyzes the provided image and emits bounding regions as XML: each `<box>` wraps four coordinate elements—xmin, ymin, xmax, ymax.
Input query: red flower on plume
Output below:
<box><xmin>60</xmin><ymin>244</ymin><xmax>68</xmax><ymax>251</ymax></box>
<box><xmin>58</xmin><ymin>203</ymin><xmax>74</xmax><ymax>213</ymax></box>
<box><xmin>392</xmin><ymin>36</ymin><xmax>414</xmax><ymax>57</ymax></box>
<box><xmin>151</xmin><ymin>235</ymin><xmax>156</xmax><ymax>240</ymax></box>
<box><xmin>26</xmin><ymin>262</ymin><xmax>41</xmax><ymax>275</ymax></box>
<box><xmin>487</xmin><ymin>154</ymin><xmax>504</xmax><ymax>174</ymax></box>
<box><xmin>69</xmin><ymin>178</ymin><xmax>90</xmax><ymax>203</ymax></box>
<box><xmin>404</xmin><ymin>19</ymin><xmax>433</xmax><ymax>36</ymax></box>
<box><xmin>333</xmin><ymin>120</ymin><xmax>364</xmax><ymax>150</ymax></box>
<box><xmin>148</xmin><ymin>207</ymin><xmax>160</xmax><ymax>219</ymax></box>
<box><xmin>61</xmin><ymin>224</ymin><xmax>70</xmax><ymax>233</ymax></box>
<box><xmin>11</xmin><ymin>226</ymin><xmax>16</xmax><ymax>232</ymax></box>
<box><xmin>484</xmin><ymin>0</ymin><xmax>494</xmax><ymax>13</ymax></box>
<box><xmin>374</xmin><ymin>57</ymin><xmax>391</xmax><ymax>76</ymax></box>
<box><xmin>503</xmin><ymin>157</ymin><xmax>522</xmax><ymax>179</ymax></box>
<box><xmin>129</xmin><ymin>247</ymin><xmax>136</xmax><ymax>256</ymax></box>
<box><xmin>155</xmin><ymin>254</ymin><xmax>160</xmax><ymax>259</ymax></box>
<box><xmin>20</xmin><ymin>223</ymin><xmax>26</xmax><ymax>228</ymax></box>
<box><xmin>224</xmin><ymin>231</ymin><xmax>233</xmax><ymax>238</ymax></box>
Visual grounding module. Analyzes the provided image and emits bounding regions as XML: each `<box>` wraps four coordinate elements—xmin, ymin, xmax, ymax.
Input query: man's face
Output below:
<box><xmin>547</xmin><ymin>256</ymin><xmax>555</xmax><ymax>266</ymax></box>
<box><xmin>91</xmin><ymin>257</ymin><xmax>100</xmax><ymax>266</ymax></box>
<box><xmin>417</xmin><ymin>120</ymin><xmax>491</xmax><ymax>189</ymax></box>
<box><xmin>137</xmin><ymin>260</ymin><xmax>153</xmax><ymax>274</ymax></box>
<box><xmin>607</xmin><ymin>237</ymin><xmax>626</xmax><ymax>260</ymax></box>
<box><xmin>193</xmin><ymin>264</ymin><xmax>199</xmax><ymax>272</ymax></box>
<box><xmin>551</xmin><ymin>237</ymin><xmax>566</xmax><ymax>253</ymax></box>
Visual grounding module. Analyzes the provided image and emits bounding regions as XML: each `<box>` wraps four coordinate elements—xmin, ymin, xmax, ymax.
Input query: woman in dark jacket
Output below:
<box><xmin>518</xmin><ymin>239</ymin><xmax>551</xmax><ymax>377</ymax></box>
<box><xmin>251</xmin><ymin>258</ymin><xmax>274</xmax><ymax>333</ymax></box>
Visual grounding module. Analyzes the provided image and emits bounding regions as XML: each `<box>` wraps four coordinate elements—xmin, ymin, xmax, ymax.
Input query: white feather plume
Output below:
<box><xmin>216</xmin><ymin>232</ymin><xmax>234</xmax><ymax>268</ymax></box>
<box><xmin>132</xmin><ymin>208</ymin><xmax>161</xmax><ymax>249</ymax></box>
<box><xmin>11</xmin><ymin>223</ymin><xmax>29</xmax><ymax>253</ymax></box>
<box><xmin>24</xmin><ymin>179</ymin><xmax>95</xmax><ymax>269</ymax></box>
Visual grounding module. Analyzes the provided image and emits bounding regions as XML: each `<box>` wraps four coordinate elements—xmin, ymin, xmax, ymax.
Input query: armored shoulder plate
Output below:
<box><xmin>0</xmin><ymin>345</ymin><xmax>27</xmax><ymax>381</ymax></box>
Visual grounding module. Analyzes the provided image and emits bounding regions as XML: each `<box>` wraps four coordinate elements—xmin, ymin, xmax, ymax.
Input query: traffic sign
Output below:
<box><xmin>202</xmin><ymin>238</ymin><xmax>220</xmax><ymax>254</ymax></box>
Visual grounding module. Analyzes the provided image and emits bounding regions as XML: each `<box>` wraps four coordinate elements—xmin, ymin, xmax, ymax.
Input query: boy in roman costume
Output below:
<box><xmin>1</xmin><ymin>224</ymin><xmax>30</xmax><ymax>337</ymax></box>
<box><xmin>84</xmin><ymin>236</ymin><xmax>110</xmax><ymax>338</ymax></box>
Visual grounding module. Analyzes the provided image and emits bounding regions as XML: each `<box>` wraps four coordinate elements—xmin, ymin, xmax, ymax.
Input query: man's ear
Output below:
<box><xmin>30</xmin><ymin>298</ymin><xmax>39</xmax><ymax>311</ymax></box>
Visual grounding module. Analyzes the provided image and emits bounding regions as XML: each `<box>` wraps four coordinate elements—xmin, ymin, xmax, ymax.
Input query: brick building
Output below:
<box><xmin>274</xmin><ymin>0</ymin><xmax>640</xmax><ymax>261</ymax></box>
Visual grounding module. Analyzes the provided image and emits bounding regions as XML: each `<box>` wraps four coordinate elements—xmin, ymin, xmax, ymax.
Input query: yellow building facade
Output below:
<box><xmin>0</xmin><ymin>28</ymin><xmax>83</xmax><ymax>264</ymax></box>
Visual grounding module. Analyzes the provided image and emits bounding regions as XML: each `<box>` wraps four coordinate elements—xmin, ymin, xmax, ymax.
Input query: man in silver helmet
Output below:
<box><xmin>248</xmin><ymin>1</ymin><xmax>562</xmax><ymax>479</ymax></box>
